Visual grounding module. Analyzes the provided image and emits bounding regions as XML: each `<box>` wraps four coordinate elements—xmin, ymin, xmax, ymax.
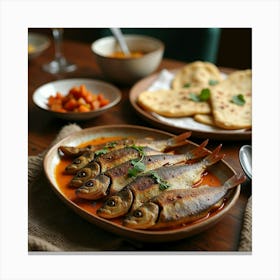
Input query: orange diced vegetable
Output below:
<box><xmin>78</xmin><ymin>104</ymin><xmax>90</xmax><ymax>112</ymax></box>
<box><xmin>47</xmin><ymin>84</ymin><xmax>110</xmax><ymax>113</ymax></box>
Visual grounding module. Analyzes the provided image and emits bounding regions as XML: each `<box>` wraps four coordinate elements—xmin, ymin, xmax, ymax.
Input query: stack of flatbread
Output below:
<box><xmin>137</xmin><ymin>61</ymin><xmax>252</xmax><ymax>130</ymax></box>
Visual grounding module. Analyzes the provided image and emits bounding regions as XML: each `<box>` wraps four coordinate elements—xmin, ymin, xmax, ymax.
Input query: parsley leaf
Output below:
<box><xmin>94</xmin><ymin>148</ymin><xmax>108</xmax><ymax>156</ymax></box>
<box><xmin>149</xmin><ymin>171</ymin><xmax>171</xmax><ymax>191</ymax></box>
<box><xmin>128</xmin><ymin>159</ymin><xmax>146</xmax><ymax>178</ymax></box>
<box><xmin>130</xmin><ymin>145</ymin><xmax>145</xmax><ymax>157</ymax></box>
<box><xmin>231</xmin><ymin>94</ymin><xmax>246</xmax><ymax>106</ymax></box>
<box><xmin>189</xmin><ymin>88</ymin><xmax>211</xmax><ymax>102</ymax></box>
<box><xmin>105</xmin><ymin>141</ymin><xmax>117</xmax><ymax>148</ymax></box>
<box><xmin>208</xmin><ymin>79</ymin><xmax>219</xmax><ymax>86</ymax></box>
<box><xmin>183</xmin><ymin>82</ymin><xmax>191</xmax><ymax>88</ymax></box>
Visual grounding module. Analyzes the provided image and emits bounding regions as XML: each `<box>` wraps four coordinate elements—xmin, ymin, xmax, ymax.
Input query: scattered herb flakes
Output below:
<box><xmin>128</xmin><ymin>159</ymin><xmax>146</xmax><ymax>177</ymax></box>
<box><xmin>130</xmin><ymin>145</ymin><xmax>145</xmax><ymax>157</ymax></box>
<box><xmin>231</xmin><ymin>94</ymin><xmax>246</xmax><ymax>106</ymax></box>
<box><xmin>208</xmin><ymin>79</ymin><xmax>219</xmax><ymax>86</ymax></box>
<box><xmin>149</xmin><ymin>171</ymin><xmax>171</xmax><ymax>191</ymax></box>
<box><xmin>183</xmin><ymin>82</ymin><xmax>191</xmax><ymax>88</ymax></box>
<box><xmin>127</xmin><ymin>146</ymin><xmax>147</xmax><ymax>177</ymax></box>
<box><xmin>199</xmin><ymin>88</ymin><xmax>211</xmax><ymax>101</ymax></box>
<box><xmin>189</xmin><ymin>88</ymin><xmax>211</xmax><ymax>102</ymax></box>
<box><xmin>94</xmin><ymin>148</ymin><xmax>108</xmax><ymax>156</ymax></box>
<box><xmin>105</xmin><ymin>141</ymin><xmax>117</xmax><ymax>148</ymax></box>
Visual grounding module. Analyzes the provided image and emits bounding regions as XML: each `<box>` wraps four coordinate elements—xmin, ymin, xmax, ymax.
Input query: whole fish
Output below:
<box><xmin>75</xmin><ymin>140</ymin><xmax>209</xmax><ymax>199</ymax></box>
<box><xmin>96</xmin><ymin>145</ymin><xmax>224</xmax><ymax>219</ymax></box>
<box><xmin>64</xmin><ymin>131</ymin><xmax>191</xmax><ymax>174</ymax></box>
<box><xmin>123</xmin><ymin>173</ymin><xmax>246</xmax><ymax>229</ymax></box>
<box><xmin>66</xmin><ymin>145</ymin><xmax>165</xmax><ymax>178</ymax></box>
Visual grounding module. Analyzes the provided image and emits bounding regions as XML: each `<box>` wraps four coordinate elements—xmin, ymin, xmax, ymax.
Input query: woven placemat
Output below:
<box><xmin>28</xmin><ymin>124</ymin><xmax>251</xmax><ymax>252</ymax></box>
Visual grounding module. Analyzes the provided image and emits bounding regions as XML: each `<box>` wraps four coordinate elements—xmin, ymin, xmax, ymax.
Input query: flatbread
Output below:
<box><xmin>137</xmin><ymin>88</ymin><xmax>211</xmax><ymax>117</ymax></box>
<box><xmin>172</xmin><ymin>61</ymin><xmax>222</xmax><ymax>89</ymax></box>
<box><xmin>194</xmin><ymin>114</ymin><xmax>215</xmax><ymax>126</ymax></box>
<box><xmin>210</xmin><ymin>69</ymin><xmax>252</xmax><ymax>130</ymax></box>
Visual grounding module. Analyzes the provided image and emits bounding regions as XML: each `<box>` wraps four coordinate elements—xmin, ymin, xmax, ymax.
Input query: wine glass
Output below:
<box><xmin>42</xmin><ymin>28</ymin><xmax>77</xmax><ymax>74</ymax></box>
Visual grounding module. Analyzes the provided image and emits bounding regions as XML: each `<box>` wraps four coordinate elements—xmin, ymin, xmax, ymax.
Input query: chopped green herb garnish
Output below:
<box><xmin>189</xmin><ymin>92</ymin><xmax>201</xmax><ymax>102</ymax></box>
<box><xmin>130</xmin><ymin>145</ymin><xmax>145</xmax><ymax>157</ymax></box>
<box><xmin>189</xmin><ymin>88</ymin><xmax>211</xmax><ymax>102</ymax></box>
<box><xmin>128</xmin><ymin>159</ymin><xmax>146</xmax><ymax>177</ymax></box>
<box><xmin>231</xmin><ymin>94</ymin><xmax>246</xmax><ymax>106</ymax></box>
<box><xmin>105</xmin><ymin>141</ymin><xmax>117</xmax><ymax>148</ymax></box>
<box><xmin>183</xmin><ymin>82</ymin><xmax>191</xmax><ymax>88</ymax></box>
<box><xmin>127</xmin><ymin>145</ymin><xmax>147</xmax><ymax>177</ymax></box>
<box><xmin>149</xmin><ymin>171</ymin><xmax>171</xmax><ymax>191</ymax></box>
<box><xmin>208</xmin><ymin>79</ymin><xmax>219</xmax><ymax>86</ymax></box>
<box><xmin>94</xmin><ymin>148</ymin><xmax>108</xmax><ymax>156</ymax></box>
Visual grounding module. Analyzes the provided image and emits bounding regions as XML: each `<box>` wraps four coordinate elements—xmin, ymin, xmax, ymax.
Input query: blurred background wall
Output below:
<box><xmin>29</xmin><ymin>28</ymin><xmax>251</xmax><ymax>69</ymax></box>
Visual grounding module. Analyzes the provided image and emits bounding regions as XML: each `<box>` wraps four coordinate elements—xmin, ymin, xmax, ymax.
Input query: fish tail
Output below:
<box><xmin>224</xmin><ymin>173</ymin><xmax>246</xmax><ymax>189</ymax></box>
<box><xmin>203</xmin><ymin>144</ymin><xmax>225</xmax><ymax>166</ymax></box>
<box><xmin>165</xmin><ymin>131</ymin><xmax>192</xmax><ymax>150</ymax></box>
<box><xmin>187</xmin><ymin>139</ymin><xmax>209</xmax><ymax>160</ymax></box>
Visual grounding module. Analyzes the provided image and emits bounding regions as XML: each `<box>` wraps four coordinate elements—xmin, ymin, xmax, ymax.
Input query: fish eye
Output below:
<box><xmin>133</xmin><ymin>210</ymin><xmax>143</xmax><ymax>218</ymax></box>
<box><xmin>85</xmin><ymin>180</ymin><xmax>94</xmax><ymax>187</ymax></box>
<box><xmin>106</xmin><ymin>199</ymin><xmax>116</xmax><ymax>207</ymax></box>
<box><xmin>77</xmin><ymin>170</ymin><xmax>87</xmax><ymax>177</ymax></box>
<box><xmin>73</xmin><ymin>158</ymin><xmax>81</xmax><ymax>164</ymax></box>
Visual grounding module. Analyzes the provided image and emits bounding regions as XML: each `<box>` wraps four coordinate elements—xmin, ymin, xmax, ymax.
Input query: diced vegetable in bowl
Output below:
<box><xmin>33</xmin><ymin>78</ymin><xmax>122</xmax><ymax>121</ymax></box>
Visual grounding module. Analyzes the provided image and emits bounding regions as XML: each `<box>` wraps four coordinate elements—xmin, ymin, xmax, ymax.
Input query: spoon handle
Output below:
<box><xmin>110</xmin><ymin>28</ymin><xmax>131</xmax><ymax>55</ymax></box>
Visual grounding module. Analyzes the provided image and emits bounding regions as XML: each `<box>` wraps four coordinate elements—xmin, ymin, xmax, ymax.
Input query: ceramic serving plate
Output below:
<box><xmin>43</xmin><ymin>125</ymin><xmax>240</xmax><ymax>242</ymax></box>
<box><xmin>33</xmin><ymin>78</ymin><xmax>121</xmax><ymax>121</ymax></box>
<box><xmin>129</xmin><ymin>69</ymin><xmax>252</xmax><ymax>141</ymax></box>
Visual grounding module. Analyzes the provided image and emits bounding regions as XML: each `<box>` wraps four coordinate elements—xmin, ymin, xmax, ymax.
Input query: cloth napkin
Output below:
<box><xmin>28</xmin><ymin>124</ymin><xmax>251</xmax><ymax>251</ymax></box>
<box><xmin>28</xmin><ymin>124</ymin><xmax>142</xmax><ymax>251</ymax></box>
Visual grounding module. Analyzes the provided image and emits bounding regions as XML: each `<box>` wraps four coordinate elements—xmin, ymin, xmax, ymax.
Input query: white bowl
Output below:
<box><xmin>91</xmin><ymin>35</ymin><xmax>164</xmax><ymax>85</ymax></box>
<box><xmin>28</xmin><ymin>32</ymin><xmax>50</xmax><ymax>60</ymax></box>
<box><xmin>32</xmin><ymin>78</ymin><xmax>122</xmax><ymax>121</ymax></box>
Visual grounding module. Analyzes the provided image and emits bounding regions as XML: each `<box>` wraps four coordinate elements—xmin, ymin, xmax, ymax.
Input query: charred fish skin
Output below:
<box><xmin>76</xmin><ymin>140</ymin><xmax>209</xmax><ymax>199</ymax></box>
<box><xmin>97</xmin><ymin>145</ymin><xmax>224</xmax><ymax>219</ymax></box>
<box><xmin>123</xmin><ymin>173</ymin><xmax>246</xmax><ymax>229</ymax></box>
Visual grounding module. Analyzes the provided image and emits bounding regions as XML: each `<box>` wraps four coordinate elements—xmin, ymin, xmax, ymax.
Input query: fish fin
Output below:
<box><xmin>187</xmin><ymin>139</ymin><xmax>209</xmax><ymax>160</ymax></box>
<box><xmin>165</xmin><ymin>131</ymin><xmax>192</xmax><ymax>150</ymax></box>
<box><xmin>224</xmin><ymin>173</ymin><xmax>246</xmax><ymax>189</ymax></box>
<box><xmin>203</xmin><ymin>144</ymin><xmax>225</xmax><ymax>166</ymax></box>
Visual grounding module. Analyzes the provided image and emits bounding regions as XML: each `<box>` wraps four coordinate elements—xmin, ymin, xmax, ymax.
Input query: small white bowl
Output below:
<box><xmin>91</xmin><ymin>35</ymin><xmax>164</xmax><ymax>85</ymax></box>
<box><xmin>28</xmin><ymin>32</ymin><xmax>50</xmax><ymax>60</ymax></box>
<box><xmin>32</xmin><ymin>78</ymin><xmax>122</xmax><ymax>121</ymax></box>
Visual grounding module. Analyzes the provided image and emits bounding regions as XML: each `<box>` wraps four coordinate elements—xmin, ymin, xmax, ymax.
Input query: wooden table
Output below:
<box><xmin>28</xmin><ymin>38</ymin><xmax>252</xmax><ymax>251</ymax></box>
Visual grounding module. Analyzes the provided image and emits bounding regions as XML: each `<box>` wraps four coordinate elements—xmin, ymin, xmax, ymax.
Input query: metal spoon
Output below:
<box><xmin>110</xmin><ymin>28</ymin><xmax>131</xmax><ymax>56</ymax></box>
<box><xmin>239</xmin><ymin>145</ymin><xmax>252</xmax><ymax>180</ymax></box>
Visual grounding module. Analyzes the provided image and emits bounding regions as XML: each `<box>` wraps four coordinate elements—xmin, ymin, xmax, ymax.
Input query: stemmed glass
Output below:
<box><xmin>43</xmin><ymin>28</ymin><xmax>77</xmax><ymax>74</ymax></box>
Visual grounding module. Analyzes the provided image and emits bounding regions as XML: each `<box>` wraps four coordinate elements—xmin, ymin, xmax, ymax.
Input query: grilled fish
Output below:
<box><xmin>75</xmin><ymin>140</ymin><xmax>209</xmax><ymax>199</ymax></box>
<box><xmin>97</xmin><ymin>145</ymin><xmax>224</xmax><ymax>219</ymax></box>
<box><xmin>67</xmin><ymin>145</ymin><xmax>164</xmax><ymax>180</ymax></box>
<box><xmin>123</xmin><ymin>173</ymin><xmax>246</xmax><ymax>229</ymax></box>
<box><xmin>64</xmin><ymin>131</ymin><xmax>191</xmax><ymax>174</ymax></box>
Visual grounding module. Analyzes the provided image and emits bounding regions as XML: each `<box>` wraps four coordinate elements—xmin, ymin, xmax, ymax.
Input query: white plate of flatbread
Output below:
<box><xmin>129</xmin><ymin>62</ymin><xmax>251</xmax><ymax>140</ymax></box>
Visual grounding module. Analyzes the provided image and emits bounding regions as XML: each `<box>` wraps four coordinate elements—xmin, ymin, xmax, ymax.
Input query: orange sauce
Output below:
<box><xmin>108</xmin><ymin>51</ymin><xmax>145</xmax><ymax>59</ymax></box>
<box><xmin>54</xmin><ymin>136</ymin><xmax>224</xmax><ymax>230</ymax></box>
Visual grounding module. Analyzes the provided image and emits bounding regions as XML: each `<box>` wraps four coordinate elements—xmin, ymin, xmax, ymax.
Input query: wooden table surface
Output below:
<box><xmin>28</xmin><ymin>38</ymin><xmax>252</xmax><ymax>251</ymax></box>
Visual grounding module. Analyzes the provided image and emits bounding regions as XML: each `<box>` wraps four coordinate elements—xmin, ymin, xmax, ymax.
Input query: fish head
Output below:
<box><xmin>123</xmin><ymin>202</ymin><xmax>159</xmax><ymax>229</ymax></box>
<box><xmin>65</xmin><ymin>156</ymin><xmax>91</xmax><ymax>174</ymax></box>
<box><xmin>75</xmin><ymin>174</ymin><xmax>111</xmax><ymax>200</ymax></box>
<box><xmin>96</xmin><ymin>189</ymin><xmax>133</xmax><ymax>219</ymax></box>
<box><xmin>70</xmin><ymin>167</ymin><xmax>94</xmax><ymax>188</ymax></box>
